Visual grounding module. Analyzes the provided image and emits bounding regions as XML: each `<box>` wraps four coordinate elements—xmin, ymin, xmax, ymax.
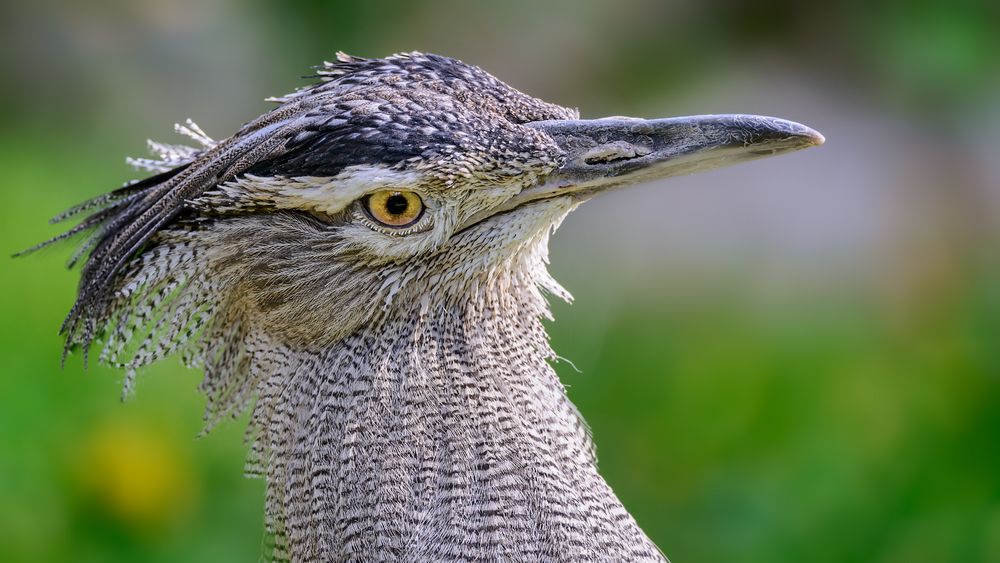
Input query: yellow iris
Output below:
<box><xmin>364</xmin><ymin>190</ymin><xmax>424</xmax><ymax>227</ymax></box>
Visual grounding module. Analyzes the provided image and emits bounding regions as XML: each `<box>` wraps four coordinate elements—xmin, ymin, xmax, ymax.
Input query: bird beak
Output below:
<box><xmin>510</xmin><ymin>114</ymin><xmax>824</xmax><ymax>208</ymax></box>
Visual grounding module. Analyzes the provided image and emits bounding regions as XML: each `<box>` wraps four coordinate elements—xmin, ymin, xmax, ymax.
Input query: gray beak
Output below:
<box><xmin>518</xmin><ymin>114</ymin><xmax>823</xmax><ymax>205</ymax></box>
<box><xmin>459</xmin><ymin>114</ymin><xmax>823</xmax><ymax>230</ymax></box>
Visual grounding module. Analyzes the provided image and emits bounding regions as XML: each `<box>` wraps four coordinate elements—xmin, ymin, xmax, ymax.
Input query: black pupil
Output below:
<box><xmin>385</xmin><ymin>194</ymin><xmax>410</xmax><ymax>215</ymax></box>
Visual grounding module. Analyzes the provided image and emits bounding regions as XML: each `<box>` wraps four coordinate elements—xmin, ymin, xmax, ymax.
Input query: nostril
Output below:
<box><xmin>581</xmin><ymin>141</ymin><xmax>651</xmax><ymax>165</ymax></box>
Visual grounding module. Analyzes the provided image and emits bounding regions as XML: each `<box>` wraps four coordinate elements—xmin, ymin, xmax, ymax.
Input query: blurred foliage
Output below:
<box><xmin>551</xmin><ymin>280</ymin><xmax>1000</xmax><ymax>562</ymax></box>
<box><xmin>1</xmin><ymin>0</ymin><xmax>998</xmax><ymax>562</ymax></box>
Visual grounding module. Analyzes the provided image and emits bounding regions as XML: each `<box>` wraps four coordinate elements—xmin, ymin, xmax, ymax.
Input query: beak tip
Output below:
<box><xmin>779</xmin><ymin>118</ymin><xmax>824</xmax><ymax>148</ymax></box>
<box><xmin>804</xmin><ymin>127</ymin><xmax>826</xmax><ymax>147</ymax></box>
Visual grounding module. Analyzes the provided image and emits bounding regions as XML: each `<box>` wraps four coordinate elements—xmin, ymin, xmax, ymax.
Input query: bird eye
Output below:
<box><xmin>363</xmin><ymin>190</ymin><xmax>424</xmax><ymax>228</ymax></box>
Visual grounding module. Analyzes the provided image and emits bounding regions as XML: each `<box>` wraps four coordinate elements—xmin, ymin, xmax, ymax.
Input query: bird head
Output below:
<box><xmin>45</xmin><ymin>51</ymin><xmax>822</xmax><ymax>363</ymax></box>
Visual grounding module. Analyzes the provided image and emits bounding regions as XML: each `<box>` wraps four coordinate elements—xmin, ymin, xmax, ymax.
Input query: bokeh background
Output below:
<box><xmin>2</xmin><ymin>1</ymin><xmax>999</xmax><ymax>561</ymax></box>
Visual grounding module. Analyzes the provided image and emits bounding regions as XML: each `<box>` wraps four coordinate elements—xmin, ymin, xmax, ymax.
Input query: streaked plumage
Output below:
<box><xmin>32</xmin><ymin>51</ymin><xmax>822</xmax><ymax>562</ymax></box>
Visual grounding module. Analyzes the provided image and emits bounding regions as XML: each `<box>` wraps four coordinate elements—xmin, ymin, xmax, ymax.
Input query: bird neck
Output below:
<box><xmin>243</xmin><ymin>285</ymin><xmax>664</xmax><ymax>560</ymax></box>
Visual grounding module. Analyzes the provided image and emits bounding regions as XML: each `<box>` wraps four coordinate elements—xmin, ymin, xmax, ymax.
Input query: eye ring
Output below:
<box><xmin>363</xmin><ymin>190</ymin><xmax>425</xmax><ymax>228</ymax></box>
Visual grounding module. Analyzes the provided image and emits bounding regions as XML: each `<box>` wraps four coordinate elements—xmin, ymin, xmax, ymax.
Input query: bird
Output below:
<box><xmin>32</xmin><ymin>51</ymin><xmax>823</xmax><ymax>562</ymax></box>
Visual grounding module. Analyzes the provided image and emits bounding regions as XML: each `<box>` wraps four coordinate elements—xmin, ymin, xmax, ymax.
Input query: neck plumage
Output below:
<box><xmin>95</xmin><ymin>208</ymin><xmax>665</xmax><ymax>561</ymax></box>
<box><xmin>240</xmin><ymin>289</ymin><xmax>664</xmax><ymax>562</ymax></box>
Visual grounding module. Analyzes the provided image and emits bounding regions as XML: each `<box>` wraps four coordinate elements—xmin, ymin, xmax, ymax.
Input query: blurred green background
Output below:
<box><xmin>2</xmin><ymin>1</ymin><xmax>999</xmax><ymax>561</ymax></box>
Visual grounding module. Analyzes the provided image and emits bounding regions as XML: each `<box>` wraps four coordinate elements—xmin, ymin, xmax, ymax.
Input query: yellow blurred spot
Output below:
<box><xmin>72</xmin><ymin>421</ymin><xmax>195</xmax><ymax>531</ymax></box>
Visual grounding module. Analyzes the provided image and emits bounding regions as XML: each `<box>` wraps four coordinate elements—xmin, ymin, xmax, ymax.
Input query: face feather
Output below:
<box><xmin>38</xmin><ymin>51</ymin><xmax>578</xmax><ymax>358</ymax></box>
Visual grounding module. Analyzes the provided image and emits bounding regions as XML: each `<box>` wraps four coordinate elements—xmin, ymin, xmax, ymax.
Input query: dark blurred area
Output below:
<box><xmin>1</xmin><ymin>1</ymin><xmax>998</xmax><ymax>562</ymax></box>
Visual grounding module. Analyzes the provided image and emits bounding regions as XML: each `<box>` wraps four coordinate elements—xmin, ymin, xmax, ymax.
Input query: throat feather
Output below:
<box><xmin>244</xmin><ymin>298</ymin><xmax>663</xmax><ymax>562</ymax></box>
